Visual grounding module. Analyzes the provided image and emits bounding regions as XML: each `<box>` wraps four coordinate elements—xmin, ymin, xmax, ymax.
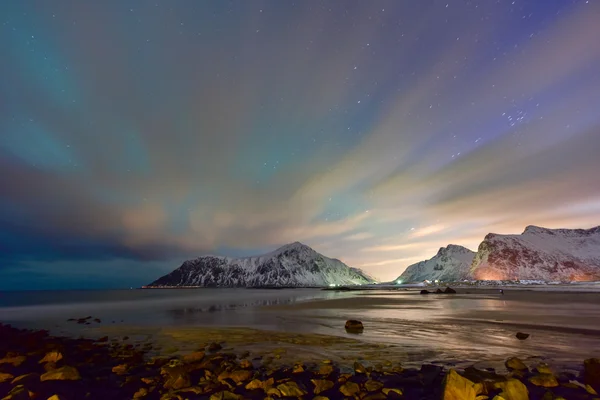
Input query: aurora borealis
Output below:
<box><xmin>1</xmin><ymin>0</ymin><xmax>599</xmax><ymax>289</ymax></box>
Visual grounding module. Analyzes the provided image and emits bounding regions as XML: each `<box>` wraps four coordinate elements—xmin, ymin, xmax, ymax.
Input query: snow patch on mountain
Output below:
<box><xmin>470</xmin><ymin>225</ymin><xmax>600</xmax><ymax>281</ymax></box>
<box><xmin>148</xmin><ymin>242</ymin><xmax>375</xmax><ymax>287</ymax></box>
<box><xmin>396</xmin><ymin>244</ymin><xmax>476</xmax><ymax>283</ymax></box>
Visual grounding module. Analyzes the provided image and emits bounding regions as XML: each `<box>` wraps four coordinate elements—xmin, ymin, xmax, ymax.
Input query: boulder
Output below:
<box><xmin>345</xmin><ymin>320</ymin><xmax>364</xmax><ymax>333</ymax></box>
<box><xmin>207</xmin><ymin>342</ymin><xmax>222</xmax><ymax>352</ymax></box>
<box><xmin>319</xmin><ymin>364</ymin><xmax>334</xmax><ymax>376</ymax></box>
<box><xmin>515</xmin><ymin>332</ymin><xmax>529</xmax><ymax>340</ymax></box>
<box><xmin>0</xmin><ymin>372</ymin><xmax>14</xmax><ymax>383</ymax></box>
<box><xmin>444</xmin><ymin>287</ymin><xmax>457</xmax><ymax>294</ymax></box>
<box><xmin>311</xmin><ymin>379</ymin><xmax>335</xmax><ymax>394</ymax></box>
<box><xmin>339</xmin><ymin>381</ymin><xmax>360</xmax><ymax>396</ymax></box>
<box><xmin>182</xmin><ymin>351</ymin><xmax>205</xmax><ymax>363</ymax></box>
<box><xmin>442</xmin><ymin>369</ymin><xmax>477</xmax><ymax>400</ymax></box>
<box><xmin>492</xmin><ymin>378</ymin><xmax>529</xmax><ymax>400</ymax></box>
<box><xmin>505</xmin><ymin>357</ymin><xmax>528</xmax><ymax>371</ymax></box>
<box><xmin>161</xmin><ymin>365</ymin><xmax>190</xmax><ymax>390</ymax></box>
<box><xmin>528</xmin><ymin>373</ymin><xmax>558</xmax><ymax>387</ymax></box>
<box><xmin>40</xmin><ymin>366</ymin><xmax>81</xmax><ymax>381</ymax></box>
<box><xmin>277</xmin><ymin>381</ymin><xmax>307</xmax><ymax>397</ymax></box>
<box><xmin>436</xmin><ymin>289</ymin><xmax>444</xmax><ymax>294</ymax></box>
<box><xmin>354</xmin><ymin>361</ymin><xmax>367</xmax><ymax>374</ymax></box>
<box><xmin>364</xmin><ymin>379</ymin><xmax>384</xmax><ymax>392</ymax></box>
<box><xmin>39</xmin><ymin>351</ymin><xmax>63</xmax><ymax>364</ymax></box>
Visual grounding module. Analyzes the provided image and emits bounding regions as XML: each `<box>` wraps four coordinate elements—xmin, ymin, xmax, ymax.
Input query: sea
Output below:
<box><xmin>1</xmin><ymin>286</ymin><xmax>600</xmax><ymax>371</ymax></box>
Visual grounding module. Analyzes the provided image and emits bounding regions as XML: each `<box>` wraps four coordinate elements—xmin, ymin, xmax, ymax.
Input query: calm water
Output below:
<box><xmin>1</xmin><ymin>288</ymin><xmax>600</xmax><ymax>370</ymax></box>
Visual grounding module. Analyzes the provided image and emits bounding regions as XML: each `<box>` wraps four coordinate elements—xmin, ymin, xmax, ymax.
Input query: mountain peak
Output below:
<box><xmin>273</xmin><ymin>241</ymin><xmax>314</xmax><ymax>253</ymax></box>
<box><xmin>437</xmin><ymin>244</ymin><xmax>473</xmax><ymax>255</ymax></box>
<box><xmin>523</xmin><ymin>225</ymin><xmax>552</xmax><ymax>235</ymax></box>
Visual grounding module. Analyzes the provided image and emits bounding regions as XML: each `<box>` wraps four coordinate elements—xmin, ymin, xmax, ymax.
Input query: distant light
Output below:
<box><xmin>396</xmin><ymin>279</ymin><xmax>403</xmax><ymax>284</ymax></box>
<box><xmin>329</xmin><ymin>283</ymin><xmax>336</xmax><ymax>287</ymax></box>
<box><xmin>435</xmin><ymin>280</ymin><xmax>439</xmax><ymax>283</ymax></box>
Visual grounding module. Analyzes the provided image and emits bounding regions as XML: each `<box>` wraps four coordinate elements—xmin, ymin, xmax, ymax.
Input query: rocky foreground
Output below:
<box><xmin>1</xmin><ymin>323</ymin><xmax>600</xmax><ymax>400</ymax></box>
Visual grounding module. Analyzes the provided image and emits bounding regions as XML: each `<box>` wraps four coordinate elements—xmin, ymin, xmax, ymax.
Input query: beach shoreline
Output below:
<box><xmin>1</xmin><ymin>322</ymin><xmax>600</xmax><ymax>399</ymax></box>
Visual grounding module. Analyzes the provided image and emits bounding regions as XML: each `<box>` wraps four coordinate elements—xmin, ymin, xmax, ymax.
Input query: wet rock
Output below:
<box><xmin>133</xmin><ymin>387</ymin><xmax>149</xmax><ymax>399</ymax></box>
<box><xmin>339</xmin><ymin>381</ymin><xmax>360</xmax><ymax>396</ymax></box>
<box><xmin>364</xmin><ymin>379</ymin><xmax>384</xmax><ymax>392</ymax></box>
<box><xmin>0</xmin><ymin>372</ymin><xmax>14</xmax><ymax>383</ymax></box>
<box><xmin>265</xmin><ymin>387</ymin><xmax>282</xmax><ymax>397</ymax></box>
<box><xmin>420</xmin><ymin>290</ymin><xmax>431</xmax><ymax>294</ymax></box>
<box><xmin>276</xmin><ymin>381</ymin><xmax>307</xmax><ymax>397</ymax></box>
<box><xmin>383</xmin><ymin>388</ymin><xmax>403</xmax><ymax>396</ymax></box>
<box><xmin>354</xmin><ymin>361</ymin><xmax>367</xmax><ymax>374</ymax></box>
<box><xmin>292</xmin><ymin>364</ymin><xmax>304</xmax><ymax>373</ymax></box>
<box><xmin>515</xmin><ymin>332</ymin><xmax>529</xmax><ymax>340</ymax></box>
<box><xmin>39</xmin><ymin>351</ymin><xmax>63</xmax><ymax>364</ymax></box>
<box><xmin>584</xmin><ymin>358</ymin><xmax>600</xmax><ymax>390</ymax></box>
<box><xmin>442</xmin><ymin>369</ymin><xmax>477</xmax><ymax>400</ymax></box>
<box><xmin>312</xmin><ymin>379</ymin><xmax>334</xmax><ymax>394</ymax></box>
<box><xmin>318</xmin><ymin>364</ymin><xmax>334</xmax><ymax>376</ymax></box>
<box><xmin>534</xmin><ymin>363</ymin><xmax>552</xmax><ymax>374</ymax></box>
<box><xmin>218</xmin><ymin>369</ymin><xmax>252</xmax><ymax>384</ymax></box>
<box><xmin>11</xmin><ymin>372</ymin><xmax>39</xmax><ymax>386</ymax></box>
<box><xmin>182</xmin><ymin>351</ymin><xmax>205</xmax><ymax>363</ymax></box>
<box><xmin>47</xmin><ymin>395</ymin><xmax>66</xmax><ymax>400</ymax></box>
<box><xmin>40</xmin><ymin>365</ymin><xmax>81</xmax><ymax>381</ymax></box>
<box><xmin>363</xmin><ymin>393</ymin><xmax>386</xmax><ymax>400</ymax></box>
<box><xmin>0</xmin><ymin>354</ymin><xmax>26</xmax><ymax>367</ymax></box>
<box><xmin>444</xmin><ymin>287</ymin><xmax>457</xmax><ymax>294</ymax></box>
<box><xmin>505</xmin><ymin>357</ymin><xmax>528</xmax><ymax>371</ymax></box>
<box><xmin>3</xmin><ymin>385</ymin><xmax>30</xmax><ymax>400</ymax></box>
<box><xmin>161</xmin><ymin>365</ymin><xmax>191</xmax><ymax>390</ymax></box>
<box><xmin>493</xmin><ymin>378</ymin><xmax>529</xmax><ymax>400</ymax></box>
<box><xmin>111</xmin><ymin>364</ymin><xmax>129</xmax><ymax>375</ymax></box>
<box><xmin>207</xmin><ymin>342</ymin><xmax>222</xmax><ymax>352</ymax></box>
<box><xmin>239</xmin><ymin>359</ymin><xmax>252</xmax><ymax>369</ymax></box>
<box><xmin>313</xmin><ymin>397</ymin><xmax>329</xmax><ymax>400</ymax></box>
<box><xmin>245</xmin><ymin>377</ymin><xmax>274</xmax><ymax>391</ymax></box>
<box><xmin>209</xmin><ymin>391</ymin><xmax>240</xmax><ymax>400</ymax></box>
<box><xmin>345</xmin><ymin>320</ymin><xmax>364</xmax><ymax>333</ymax></box>
<box><xmin>529</xmin><ymin>373</ymin><xmax>558</xmax><ymax>388</ymax></box>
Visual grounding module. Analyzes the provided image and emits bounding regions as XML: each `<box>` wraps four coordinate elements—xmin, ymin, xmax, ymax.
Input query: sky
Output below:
<box><xmin>1</xmin><ymin>0</ymin><xmax>600</xmax><ymax>290</ymax></box>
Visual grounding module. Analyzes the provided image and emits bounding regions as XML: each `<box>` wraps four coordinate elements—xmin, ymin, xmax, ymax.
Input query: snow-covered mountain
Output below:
<box><xmin>148</xmin><ymin>242</ymin><xmax>375</xmax><ymax>287</ymax></box>
<box><xmin>470</xmin><ymin>225</ymin><xmax>600</xmax><ymax>281</ymax></box>
<box><xmin>396</xmin><ymin>245</ymin><xmax>476</xmax><ymax>283</ymax></box>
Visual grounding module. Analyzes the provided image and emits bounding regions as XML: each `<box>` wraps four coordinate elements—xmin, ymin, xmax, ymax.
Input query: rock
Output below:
<box><xmin>209</xmin><ymin>391</ymin><xmax>240</xmax><ymax>400</ymax></box>
<box><xmin>161</xmin><ymin>366</ymin><xmax>190</xmax><ymax>390</ymax></box>
<box><xmin>493</xmin><ymin>378</ymin><xmax>529</xmax><ymax>400</ymax></box>
<box><xmin>515</xmin><ymin>332</ymin><xmax>529</xmax><ymax>340</ymax></box>
<box><xmin>3</xmin><ymin>385</ymin><xmax>29</xmax><ymax>400</ymax></box>
<box><xmin>39</xmin><ymin>351</ymin><xmax>63</xmax><ymax>364</ymax></box>
<box><xmin>444</xmin><ymin>287</ymin><xmax>457</xmax><ymax>294</ymax></box>
<box><xmin>364</xmin><ymin>379</ymin><xmax>384</xmax><ymax>392</ymax></box>
<box><xmin>277</xmin><ymin>381</ymin><xmax>307</xmax><ymax>397</ymax></box>
<box><xmin>40</xmin><ymin>366</ymin><xmax>81</xmax><ymax>381</ymax></box>
<box><xmin>339</xmin><ymin>381</ymin><xmax>360</xmax><ymax>397</ymax></box>
<box><xmin>292</xmin><ymin>364</ymin><xmax>304</xmax><ymax>373</ymax></box>
<box><xmin>239</xmin><ymin>359</ymin><xmax>252</xmax><ymax>369</ymax></box>
<box><xmin>265</xmin><ymin>387</ymin><xmax>282</xmax><ymax>397</ymax></box>
<box><xmin>97</xmin><ymin>336</ymin><xmax>109</xmax><ymax>342</ymax></box>
<box><xmin>420</xmin><ymin>290</ymin><xmax>431</xmax><ymax>294</ymax></box>
<box><xmin>47</xmin><ymin>395</ymin><xmax>66</xmax><ymax>400</ymax></box>
<box><xmin>133</xmin><ymin>387</ymin><xmax>149</xmax><ymax>399</ymax></box>
<box><xmin>0</xmin><ymin>354</ymin><xmax>26</xmax><ymax>367</ymax></box>
<box><xmin>183</xmin><ymin>351</ymin><xmax>205</xmax><ymax>363</ymax></box>
<box><xmin>584</xmin><ymin>358</ymin><xmax>600</xmax><ymax>390</ymax></box>
<box><xmin>312</xmin><ymin>379</ymin><xmax>335</xmax><ymax>394</ymax></box>
<box><xmin>442</xmin><ymin>369</ymin><xmax>477</xmax><ymax>400</ymax></box>
<box><xmin>534</xmin><ymin>363</ymin><xmax>552</xmax><ymax>374</ymax></box>
<box><xmin>0</xmin><ymin>372</ymin><xmax>14</xmax><ymax>383</ymax></box>
<box><xmin>245</xmin><ymin>378</ymin><xmax>274</xmax><ymax>391</ymax></box>
<box><xmin>505</xmin><ymin>357</ymin><xmax>528</xmax><ymax>371</ymax></box>
<box><xmin>313</xmin><ymin>397</ymin><xmax>330</xmax><ymax>400</ymax></box>
<box><xmin>112</xmin><ymin>364</ymin><xmax>129</xmax><ymax>375</ymax></box>
<box><xmin>11</xmin><ymin>373</ymin><xmax>39</xmax><ymax>386</ymax></box>
<box><xmin>218</xmin><ymin>369</ymin><xmax>252</xmax><ymax>384</ymax></box>
<box><xmin>436</xmin><ymin>288</ymin><xmax>444</xmax><ymax>294</ymax></box>
<box><xmin>345</xmin><ymin>320</ymin><xmax>364</xmax><ymax>333</ymax></box>
<box><xmin>208</xmin><ymin>342</ymin><xmax>222</xmax><ymax>352</ymax></box>
<box><xmin>383</xmin><ymin>388</ymin><xmax>403</xmax><ymax>396</ymax></box>
<box><xmin>529</xmin><ymin>373</ymin><xmax>558</xmax><ymax>388</ymax></box>
<box><xmin>318</xmin><ymin>364</ymin><xmax>334</xmax><ymax>376</ymax></box>
<box><xmin>354</xmin><ymin>361</ymin><xmax>367</xmax><ymax>374</ymax></box>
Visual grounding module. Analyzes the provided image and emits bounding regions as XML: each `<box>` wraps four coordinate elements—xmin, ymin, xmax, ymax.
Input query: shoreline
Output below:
<box><xmin>1</xmin><ymin>323</ymin><xmax>600</xmax><ymax>399</ymax></box>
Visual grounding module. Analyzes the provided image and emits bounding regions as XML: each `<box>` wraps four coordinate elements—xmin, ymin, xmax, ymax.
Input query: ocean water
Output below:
<box><xmin>1</xmin><ymin>287</ymin><xmax>600</xmax><ymax>370</ymax></box>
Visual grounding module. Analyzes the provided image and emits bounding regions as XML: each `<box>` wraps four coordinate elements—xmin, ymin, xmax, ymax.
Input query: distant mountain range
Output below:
<box><xmin>398</xmin><ymin>225</ymin><xmax>600</xmax><ymax>283</ymax></box>
<box><xmin>147</xmin><ymin>242</ymin><xmax>375</xmax><ymax>288</ymax></box>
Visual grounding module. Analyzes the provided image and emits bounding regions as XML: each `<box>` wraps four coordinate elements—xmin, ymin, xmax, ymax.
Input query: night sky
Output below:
<box><xmin>1</xmin><ymin>1</ymin><xmax>600</xmax><ymax>289</ymax></box>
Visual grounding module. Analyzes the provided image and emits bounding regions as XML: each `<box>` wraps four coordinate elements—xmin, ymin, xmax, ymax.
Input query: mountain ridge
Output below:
<box><xmin>148</xmin><ymin>242</ymin><xmax>375</xmax><ymax>287</ymax></box>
